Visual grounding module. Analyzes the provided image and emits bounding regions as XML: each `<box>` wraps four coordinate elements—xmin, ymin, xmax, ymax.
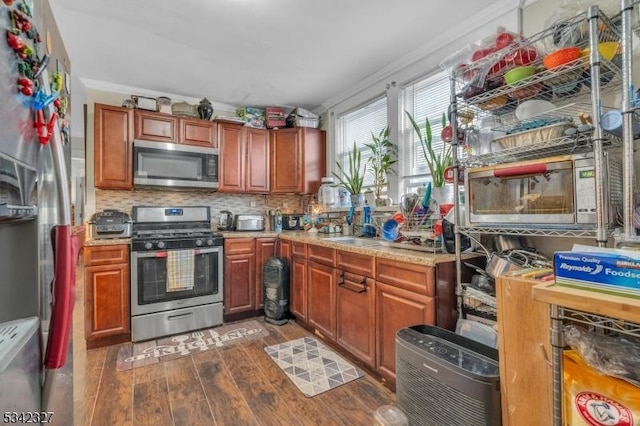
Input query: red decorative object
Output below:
<box><xmin>35</xmin><ymin>110</ymin><xmax>58</xmax><ymax>145</ymax></box>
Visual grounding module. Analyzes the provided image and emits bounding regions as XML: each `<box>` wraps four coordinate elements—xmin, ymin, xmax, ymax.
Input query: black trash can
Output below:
<box><xmin>263</xmin><ymin>257</ymin><xmax>289</xmax><ymax>325</ymax></box>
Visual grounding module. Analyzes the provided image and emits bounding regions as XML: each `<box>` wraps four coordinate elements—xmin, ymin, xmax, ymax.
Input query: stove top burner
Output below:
<box><xmin>130</xmin><ymin>219</ymin><xmax>223</xmax><ymax>251</ymax></box>
<box><xmin>132</xmin><ymin>229</ymin><xmax>219</xmax><ymax>240</ymax></box>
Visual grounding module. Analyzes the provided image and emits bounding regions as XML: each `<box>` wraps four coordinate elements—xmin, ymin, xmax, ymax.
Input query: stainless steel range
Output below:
<box><xmin>130</xmin><ymin>206</ymin><xmax>223</xmax><ymax>342</ymax></box>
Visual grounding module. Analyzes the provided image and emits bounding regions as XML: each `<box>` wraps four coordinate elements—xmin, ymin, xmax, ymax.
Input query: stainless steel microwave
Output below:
<box><xmin>133</xmin><ymin>140</ymin><xmax>219</xmax><ymax>190</ymax></box>
<box><xmin>465</xmin><ymin>152</ymin><xmax>622</xmax><ymax>228</ymax></box>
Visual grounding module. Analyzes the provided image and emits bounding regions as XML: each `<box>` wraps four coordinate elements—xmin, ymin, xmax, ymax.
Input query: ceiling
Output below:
<box><xmin>49</xmin><ymin>0</ymin><xmax>512</xmax><ymax>113</ymax></box>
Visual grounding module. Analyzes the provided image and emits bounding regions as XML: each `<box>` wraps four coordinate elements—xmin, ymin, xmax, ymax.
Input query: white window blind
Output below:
<box><xmin>336</xmin><ymin>95</ymin><xmax>388</xmax><ymax>190</ymax></box>
<box><xmin>401</xmin><ymin>70</ymin><xmax>451</xmax><ymax>190</ymax></box>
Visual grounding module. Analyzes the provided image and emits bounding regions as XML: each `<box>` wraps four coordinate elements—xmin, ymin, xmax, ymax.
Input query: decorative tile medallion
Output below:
<box><xmin>264</xmin><ymin>336</ymin><xmax>364</xmax><ymax>397</ymax></box>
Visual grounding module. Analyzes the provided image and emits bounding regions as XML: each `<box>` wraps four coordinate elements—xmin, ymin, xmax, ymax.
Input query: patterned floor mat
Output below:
<box><xmin>116</xmin><ymin>319</ymin><xmax>269</xmax><ymax>371</ymax></box>
<box><xmin>264</xmin><ymin>336</ymin><xmax>363</xmax><ymax>397</ymax></box>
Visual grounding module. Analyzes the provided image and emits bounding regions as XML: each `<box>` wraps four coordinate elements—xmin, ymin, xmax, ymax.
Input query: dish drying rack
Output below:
<box><xmin>377</xmin><ymin>204</ymin><xmax>449</xmax><ymax>254</ymax></box>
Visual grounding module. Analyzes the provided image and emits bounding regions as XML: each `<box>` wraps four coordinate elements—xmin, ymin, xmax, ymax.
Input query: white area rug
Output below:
<box><xmin>264</xmin><ymin>336</ymin><xmax>363</xmax><ymax>397</ymax></box>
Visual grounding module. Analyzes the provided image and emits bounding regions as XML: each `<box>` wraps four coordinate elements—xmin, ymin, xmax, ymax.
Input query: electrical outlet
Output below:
<box><xmin>250</xmin><ymin>201</ymin><xmax>256</xmax><ymax>207</ymax></box>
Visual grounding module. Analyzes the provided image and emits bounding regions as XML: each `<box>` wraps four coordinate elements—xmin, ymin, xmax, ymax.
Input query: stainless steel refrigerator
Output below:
<box><xmin>0</xmin><ymin>0</ymin><xmax>77</xmax><ymax>423</ymax></box>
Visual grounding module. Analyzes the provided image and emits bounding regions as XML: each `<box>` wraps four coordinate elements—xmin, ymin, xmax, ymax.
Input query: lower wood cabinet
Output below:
<box><xmin>255</xmin><ymin>237</ymin><xmax>277</xmax><ymax>310</ymax></box>
<box><xmin>84</xmin><ymin>244</ymin><xmax>130</xmax><ymax>349</ymax></box>
<box><xmin>291</xmin><ymin>255</ymin><xmax>308</xmax><ymax>324</ymax></box>
<box><xmin>375</xmin><ymin>257</ymin><xmax>436</xmax><ymax>383</ymax></box>
<box><xmin>224</xmin><ymin>238</ymin><xmax>256</xmax><ymax>315</ymax></box>
<box><xmin>278</xmin><ymin>239</ymin><xmax>291</xmax><ymax>260</ymax></box>
<box><xmin>336</xmin><ymin>274</ymin><xmax>376</xmax><ymax>369</ymax></box>
<box><xmin>496</xmin><ymin>276</ymin><xmax>552</xmax><ymax>426</ymax></box>
<box><xmin>223</xmin><ymin>237</ymin><xmax>276</xmax><ymax>317</ymax></box>
<box><xmin>307</xmin><ymin>260</ymin><xmax>337</xmax><ymax>341</ymax></box>
<box><xmin>375</xmin><ymin>281</ymin><xmax>435</xmax><ymax>383</ymax></box>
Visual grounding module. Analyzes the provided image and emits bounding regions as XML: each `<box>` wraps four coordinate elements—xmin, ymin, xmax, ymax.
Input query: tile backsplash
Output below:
<box><xmin>96</xmin><ymin>189</ymin><xmax>309</xmax><ymax>220</ymax></box>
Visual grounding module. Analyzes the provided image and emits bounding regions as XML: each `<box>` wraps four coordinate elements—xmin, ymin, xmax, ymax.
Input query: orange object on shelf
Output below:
<box><xmin>543</xmin><ymin>46</ymin><xmax>581</xmax><ymax>70</ymax></box>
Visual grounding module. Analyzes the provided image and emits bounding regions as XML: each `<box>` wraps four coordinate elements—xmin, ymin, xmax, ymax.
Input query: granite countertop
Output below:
<box><xmin>83</xmin><ymin>230</ymin><xmax>480</xmax><ymax>267</ymax></box>
<box><xmin>278</xmin><ymin>231</ymin><xmax>481</xmax><ymax>267</ymax></box>
<box><xmin>84</xmin><ymin>237</ymin><xmax>131</xmax><ymax>247</ymax></box>
<box><xmin>220</xmin><ymin>231</ymin><xmax>280</xmax><ymax>238</ymax></box>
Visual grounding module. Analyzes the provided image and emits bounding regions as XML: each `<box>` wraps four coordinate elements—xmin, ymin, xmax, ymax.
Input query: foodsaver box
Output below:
<box><xmin>554</xmin><ymin>246</ymin><xmax>640</xmax><ymax>298</ymax></box>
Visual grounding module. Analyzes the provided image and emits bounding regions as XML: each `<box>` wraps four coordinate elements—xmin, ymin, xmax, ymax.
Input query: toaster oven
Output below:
<box><xmin>465</xmin><ymin>153</ymin><xmax>622</xmax><ymax>228</ymax></box>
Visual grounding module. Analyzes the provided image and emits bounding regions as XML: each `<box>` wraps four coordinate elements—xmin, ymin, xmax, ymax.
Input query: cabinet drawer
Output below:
<box><xmin>337</xmin><ymin>250</ymin><xmax>374</xmax><ymax>277</ymax></box>
<box><xmin>375</xmin><ymin>257</ymin><xmax>434</xmax><ymax>297</ymax></box>
<box><xmin>224</xmin><ymin>238</ymin><xmax>255</xmax><ymax>255</ymax></box>
<box><xmin>84</xmin><ymin>244</ymin><xmax>129</xmax><ymax>266</ymax></box>
<box><xmin>292</xmin><ymin>242</ymin><xmax>307</xmax><ymax>257</ymax></box>
<box><xmin>308</xmin><ymin>244</ymin><xmax>335</xmax><ymax>266</ymax></box>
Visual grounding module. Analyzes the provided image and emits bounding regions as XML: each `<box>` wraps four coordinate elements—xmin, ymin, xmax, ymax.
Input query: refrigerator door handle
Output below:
<box><xmin>38</xmin><ymin>68</ymin><xmax>77</xmax><ymax>371</ymax></box>
<box><xmin>44</xmin><ymin>225</ymin><xmax>78</xmax><ymax>369</ymax></box>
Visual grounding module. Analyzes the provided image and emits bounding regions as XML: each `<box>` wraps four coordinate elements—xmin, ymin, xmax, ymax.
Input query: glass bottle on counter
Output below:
<box><xmin>318</xmin><ymin>177</ymin><xmax>338</xmax><ymax>211</ymax></box>
<box><xmin>274</xmin><ymin>208</ymin><xmax>283</xmax><ymax>233</ymax></box>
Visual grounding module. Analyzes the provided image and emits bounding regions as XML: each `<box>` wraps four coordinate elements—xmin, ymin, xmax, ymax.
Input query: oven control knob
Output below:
<box><xmin>195</xmin><ymin>239</ymin><xmax>203</xmax><ymax>247</ymax></box>
<box><xmin>144</xmin><ymin>242</ymin><xmax>153</xmax><ymax>250</ymax></box>
<box><xmin>206</xmin><ymin>239</ymin><xmax>214</xmax><ymax>246</ymax></box>
<box><xmin>157</xmin><ymin>241</ymin><xmax>166</xmax><ymax>249</ymax></box>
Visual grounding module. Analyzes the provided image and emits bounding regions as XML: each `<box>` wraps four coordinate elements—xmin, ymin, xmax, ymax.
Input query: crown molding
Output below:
<box><xmin>79</xmin><ymin>77</ymin><xmax>238</xmax><ymax>112</ymax></box>
<box><xmin>320</xmin><ymin>0</ymin><xmax>523</xmax><ymax>111</ymax></box>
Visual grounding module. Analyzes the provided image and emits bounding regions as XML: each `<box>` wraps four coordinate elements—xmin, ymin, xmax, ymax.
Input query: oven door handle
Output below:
<box><xmin>132</xmin><ymin>247</ymin><xmax>220</xmax><ymax>259</ymax></box>
<box><xmin>153</xmin><ymin>249</ymin><xmax>207</xmax><ymax>258</ymax></box>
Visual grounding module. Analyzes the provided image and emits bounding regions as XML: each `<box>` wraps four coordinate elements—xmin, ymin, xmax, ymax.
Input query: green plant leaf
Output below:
<box><xmin>405</xmin><ymin>110</ymin><xmax>452</xmax><ymax>188</ymax></box>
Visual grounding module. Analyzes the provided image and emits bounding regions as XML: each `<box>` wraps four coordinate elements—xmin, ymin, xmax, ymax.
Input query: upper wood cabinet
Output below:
<box><xmin>219</xmin><ymin>123</ymin><xmax>269</xmax><ymax>193</ymax></box>
<box><xmin>94</xmin><ymin>103</ymin><xmax>134</xmax><ymax>190</ymax></box>
<box><xmin>245</xmin><ymin>128</ymin><xmax>270</xmax><ymax>193</ymax></box>
<box><xmin>133</xmin><ymin>109</ymin><xmax>218</xmax><ymax>146</ymax></box>
<box><xmin>219</xmin><ymin>122</ymin><xmax>244</xmax><ymax>192</ymax></box>
<box><xmin>134</xmin><ymin>110</ymin><xmax>179</xmax><ymax>143</ymax></box>
<box><xmin>180</xmin><ymin>118</ymin><xmax>218</xmax><ymax>147</ymax></box>
<box><xmin>270</xmin><ymin>127</ymin><xmax>325</xmax><ymax>194</ymax></box>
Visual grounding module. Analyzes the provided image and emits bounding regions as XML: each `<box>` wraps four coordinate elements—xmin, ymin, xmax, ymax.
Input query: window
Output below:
<box><xmin>401</xmin><ymin>70</ymin><xmax>452</xmax><ymax>192</ymax></box>
<box><xmin>336</xmin><ymin>96</ymin><xmax>388</xmax><ymax>191</ymax></box>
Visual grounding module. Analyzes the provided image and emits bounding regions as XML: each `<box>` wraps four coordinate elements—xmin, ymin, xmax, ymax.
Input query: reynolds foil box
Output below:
<box><xmin>554</xmin><ymin>246</ymin><xmax>640</xmax><ymax>298</ymax></box>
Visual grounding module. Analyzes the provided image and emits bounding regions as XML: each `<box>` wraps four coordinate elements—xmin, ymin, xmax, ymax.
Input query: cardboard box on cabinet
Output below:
<box><xmin>266</xmin><ymin>107</ymin><xmax>285</xmax><ymax>128</ymax></box>
<box><xmin>554</xmin><ymin>245</ymin><xmax>640</xmax><ymax>299</ymax></box>
<box><xmin>236</xmin><ymin>107</ymin><xmax>266</xmax><ymax>128</ymax></box>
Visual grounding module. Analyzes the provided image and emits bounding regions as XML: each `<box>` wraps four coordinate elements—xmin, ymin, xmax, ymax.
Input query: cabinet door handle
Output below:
<box><xmin>539</xmin><ymin>344</ymin><xmax>552</xmax><ymax>367</ymax></box>
<box><xmin>340</xmin><ymin>271</ymin><xmax>366</xmax><ymax>284</ymax></box>
<box><xmin>338</xmin><ymin>280</ymin><xmax>367</xmax><ymax>293</ymax></box>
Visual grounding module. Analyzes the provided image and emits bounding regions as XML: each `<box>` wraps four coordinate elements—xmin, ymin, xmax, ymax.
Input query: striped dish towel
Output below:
<box><xmin>166</xmin><ymin>249</ymin><xmax>195</xmax><ymax>292</ymax></box>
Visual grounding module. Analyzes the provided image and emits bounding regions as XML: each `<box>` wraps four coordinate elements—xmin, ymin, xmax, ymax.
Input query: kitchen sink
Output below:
<box><xmin>323</xmin><ymin>236</ymin><xmax>382</xmax><ymax>247</ymax></box>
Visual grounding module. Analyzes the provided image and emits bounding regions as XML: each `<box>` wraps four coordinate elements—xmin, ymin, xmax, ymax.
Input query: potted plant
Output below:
<box><xmin>333</xmin><ymin>142</ymin><xmax>367</xmax><ymax>207</ymax></box>
<box><xmin>405</xmin><ymin>111</ymin><xmax>453</xmax><ymax>190</ymax></box>
<box><xmin>364</xmin><ymin>126</ymin><xmax>398</xmax><ymax>206</ymax></box>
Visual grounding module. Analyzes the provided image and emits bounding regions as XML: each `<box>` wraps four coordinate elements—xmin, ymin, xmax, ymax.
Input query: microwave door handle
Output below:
<box><xmin>493</xmin><ymin>163</ymin><xmax>548</xmax><ymax>178</ymax></box>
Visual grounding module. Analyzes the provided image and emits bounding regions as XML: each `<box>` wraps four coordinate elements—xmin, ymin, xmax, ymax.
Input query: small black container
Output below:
<box><xmin>197</xmin><ymin>98</ymin><xmax>214</xmax><ymax>121</ymax></box>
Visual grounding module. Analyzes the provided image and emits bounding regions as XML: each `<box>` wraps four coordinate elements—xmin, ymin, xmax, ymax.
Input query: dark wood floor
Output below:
<box><xmin>73</xmin><ymin>270</ymin><xmax>395</xmax><ymax>425</ymax></box>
